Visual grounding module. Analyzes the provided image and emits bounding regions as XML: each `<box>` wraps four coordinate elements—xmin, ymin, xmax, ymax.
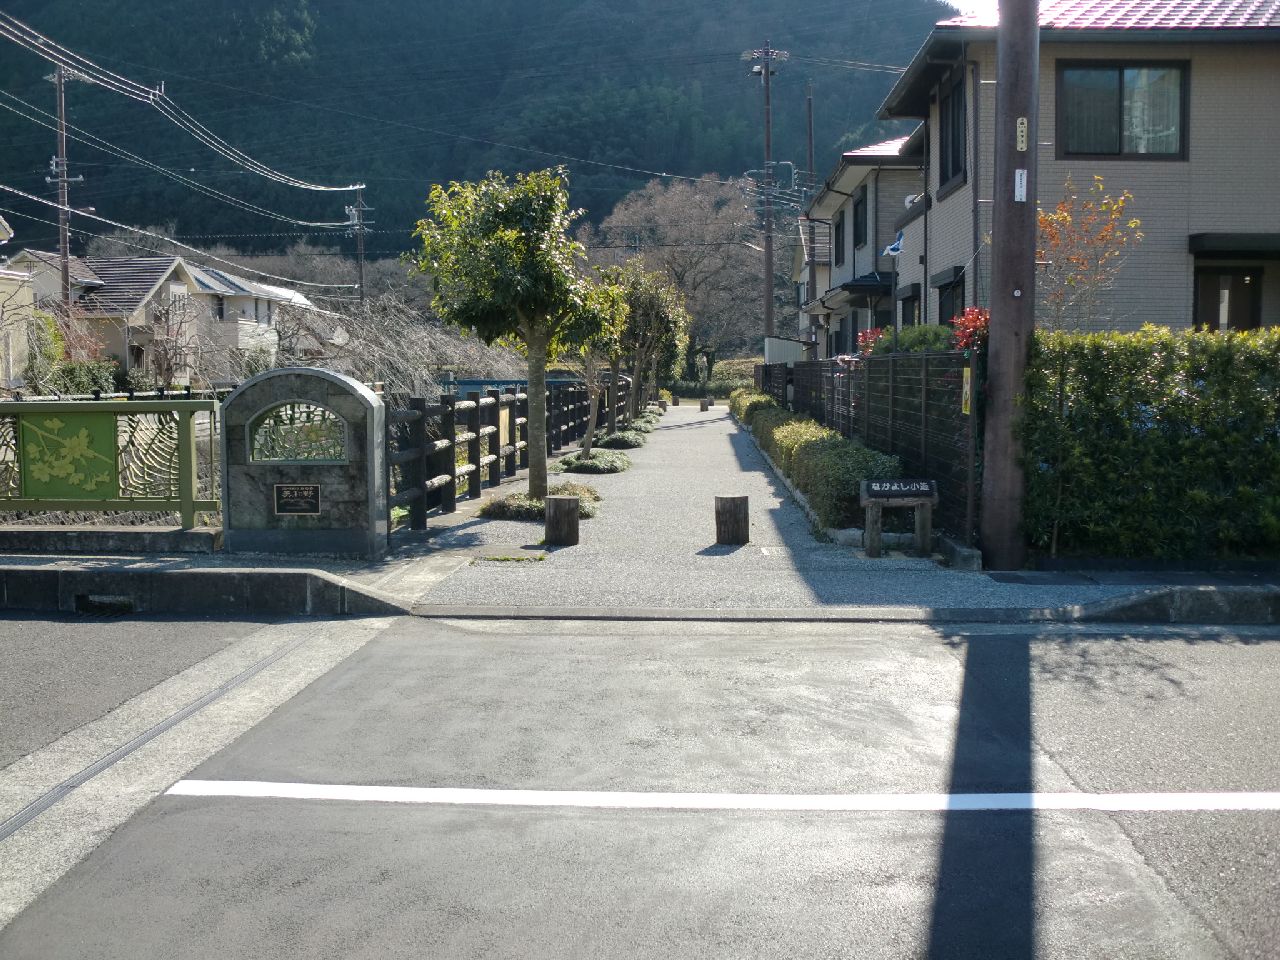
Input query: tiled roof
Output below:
<box><xmin>938</xmin><ymin>0</ymin><xmax>1280</xmax><ymax>30</ymax></box>
<box><xmin>19</xmin><ymin>249</ymin><xmax>103</xmax><ymax>287</ymax></box>
<box><xmin>843</xmin><ymin>135</ymin><xmax>914</xmax><ymax>159</ymax></box>
<box><xmin>77</xmin><ymin>256</ymin><xmax>181</xmax><ymax>317</ymax></box>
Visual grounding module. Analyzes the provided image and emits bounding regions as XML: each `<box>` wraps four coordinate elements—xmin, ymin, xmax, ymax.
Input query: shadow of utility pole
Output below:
<box><xmin>927</xmin><ymin>636</ymin><xmax>1035</xmax><ymax>959</ymax></box>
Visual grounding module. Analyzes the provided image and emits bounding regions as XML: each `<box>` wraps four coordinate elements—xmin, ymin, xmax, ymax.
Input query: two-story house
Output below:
<box><xmin>877</xmin><ymin>0</ymin><xmax>1280</xmax><ymax>332</ymax></box>
<box><xmin>802</xmin><ymin>135</ymin><xmax>925</xmax><ymax>357</ymax></box>
<box><xmin>3</xmin><ymin>251</ymin><xmax>308</xmax><ymax>382</ymax></box>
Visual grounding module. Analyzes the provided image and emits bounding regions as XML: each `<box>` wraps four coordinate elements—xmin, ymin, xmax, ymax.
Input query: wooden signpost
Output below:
<box><xmin>860</xmin><ymin>480</ymin><xmax>938</xmax><ymax>558</ymax></box>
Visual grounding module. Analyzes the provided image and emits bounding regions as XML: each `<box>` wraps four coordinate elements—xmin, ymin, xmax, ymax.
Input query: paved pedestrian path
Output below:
<box><xmin>414</xmin><ymin>404</ymin><xmax>1139</xmax><ymax>612</ymax></box>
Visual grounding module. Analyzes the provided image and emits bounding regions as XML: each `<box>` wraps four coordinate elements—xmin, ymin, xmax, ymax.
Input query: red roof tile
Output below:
<box><xmin>939</xmin><ymin>0</ymin><xmax>1280</xmax><ymax>30</ymax></box>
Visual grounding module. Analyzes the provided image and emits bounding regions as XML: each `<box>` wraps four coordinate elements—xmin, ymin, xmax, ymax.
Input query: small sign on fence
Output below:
<box><xmin>962</xmin><ymin>367</ymin><xmax>972</xmax><ymax>416</ymax></box>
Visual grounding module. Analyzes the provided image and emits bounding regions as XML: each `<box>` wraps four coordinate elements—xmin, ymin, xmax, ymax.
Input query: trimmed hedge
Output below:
<box><xmin>1023</xmin><ymin>326</ymin><xmax>1280</xmax><ymax>560</ymax></box>
<box><xmin>734</xmin><ymin>398</ymin><xmax>900</xmax><ymax>529</ymax></box>
<box><xmin>869</xmin><ymin>324</ymin><xmax>954</xmax><ymax>355</ymax></box>
<box><xmin>728</xmin><ymin>389</ymin><xmax>777</xmax><ymax>423</ymax></box>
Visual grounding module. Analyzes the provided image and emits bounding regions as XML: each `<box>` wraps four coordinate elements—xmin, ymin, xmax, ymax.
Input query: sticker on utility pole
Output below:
<box><xmin>962</xmin><ymin>367</ymin><xmax>972</xmax><ymax>415</ymax></box>
<box><xmin>1014</xmin><ymin>169</ymin><xmax>1028</xmax><ymax>203</ymax></box>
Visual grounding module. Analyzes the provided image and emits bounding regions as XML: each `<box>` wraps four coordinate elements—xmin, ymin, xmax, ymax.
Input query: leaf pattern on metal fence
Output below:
<box><xmin>119</xmin><ymin>413</ymin><xmax>180</xmax><ymax>499</ymax></box>
<box><xmin>0</xmin><ymin>415</ymin><xmax>18</xmax><ymax>497</ymax></box>
<box><xmin>250</xmin><ymin>403</ymin><xmax>346</xmax><ymax>462</ymax></box>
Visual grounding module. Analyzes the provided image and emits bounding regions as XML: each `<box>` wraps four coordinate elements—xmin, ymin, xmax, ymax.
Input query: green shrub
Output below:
<box><xmin>729</xmin><ymin>390</ymin><xmax>776</xmax><ymax>423</ymax></box>
<box><xmin>47</xmin><ymin>358</ymin><xmax>118</xmax><ymax>395</ymax></box>
<box><xmin>707</xmin><ymin>377</ymin><xmax>752</xmax><ymax>396</ymax></box>
<box><xmin>1023</xmin><ymin>325</ymin><xmax>1280</xmax><ymax>560</ymax></box>
<box><xmin>749</xmin><ymin>407</ymin><xmax>901</xmax><ymax>527</ymax></box>
<box><xmin>559</xmin><ymin>449</ymin><xmax>631</xmax><ymax>473</ymax></box>
<box><xmin>710</xmin><ymin>358</ymin><xmax>761</xmax><ymax>381</ymax></box>
<box><xmin>597</xmin><ymin>430</ymin><xmax>646</xmax><ymax>449</ymax></box>
<box><xmin>870</xmin><ymin>324</ymin><xmax>954</xmax><ymax>355</ymax></box>
<box><xmin>658</xmin><ymin>388</ymin><xmax>673</xmax><ymax>402</ymax></box>
<box><xmin>479</xmin><ymin>481</ymin><xmax>600</xmax><ymax>520</ymax></box>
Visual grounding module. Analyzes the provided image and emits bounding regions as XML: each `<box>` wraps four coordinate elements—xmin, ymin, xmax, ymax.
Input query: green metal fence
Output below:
<box><xmin>0</xmin><ymin>399</ymin><xmax>219</xmax><ymax>529</ymax></box>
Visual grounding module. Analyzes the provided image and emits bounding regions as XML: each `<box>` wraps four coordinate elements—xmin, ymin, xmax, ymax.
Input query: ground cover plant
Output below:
<box><xmin>596</xmin><ymin>430</ymin><xmax>646</xmax><ymax>449</ymax></box>
<box><xmin>556</xmin><ymin>449</ymin><xmax>632</xmax><ymax>473</ymax></box>
<box><xmin>479</xmin><ymin>481</ymin><xmax>601</xmax><ymax>520</ymax></box>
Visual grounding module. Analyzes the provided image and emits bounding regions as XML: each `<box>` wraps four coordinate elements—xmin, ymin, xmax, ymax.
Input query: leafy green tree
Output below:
<box><xmin>412</xmin><ymin>167</ymin><xmax>598</xmax><ymax>498</ymax></box>
<box><xmin>573</xmin><ymin>277</ymin><xmax>629</xmax><ymax>457</ymax></box>
<box><xmin>610</xmin><ymin>261</ymin><xmax>689</xmax><ymax>416</ymax></box>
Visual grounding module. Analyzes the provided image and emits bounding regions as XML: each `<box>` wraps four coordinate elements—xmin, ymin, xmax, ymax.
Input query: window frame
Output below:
<box><xmin>1055</xmin><ymin>59</ymin><xmax>1190</xmax><ymax>162</ymax></box>
<box><xmin>853</xmin><ymin>187</ymin><xmax>868</xmax><ymax>249</ymax></box>
<box><xmin>937</xmin><ymin>70</ymin><xmax>966</xmax><ymax>189</ymax></box>
<box><xmin>833</xmin><ymin>209</ymin><xmax>846</xmax><ymax>267</ymax></box>
<box><xmin>938</xmin><ymin>277</ymin><xmax>965</xmax><ymax>327</ymax></box>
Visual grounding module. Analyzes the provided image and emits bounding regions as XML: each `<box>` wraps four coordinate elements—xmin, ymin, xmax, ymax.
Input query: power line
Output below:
<box><xmin>0</xmin><ymin>90</ymin><xmax>349</xmax><ymax>228</ymax></box>
<box><xmin>0</xmin><ymin>184</ymin><xmax>359</xmax><ymax>288</ymax></box>
<box><xmin>0</xmin><ymin>10</ymin><xmax>361</xmax><ymax>193</ymax></box>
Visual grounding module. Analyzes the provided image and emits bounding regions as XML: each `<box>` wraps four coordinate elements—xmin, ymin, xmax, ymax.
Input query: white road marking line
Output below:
<box><xmin>166</xmin><ymin>781</ymin><xmax>1280</xmax><ymax>812</ymax></box>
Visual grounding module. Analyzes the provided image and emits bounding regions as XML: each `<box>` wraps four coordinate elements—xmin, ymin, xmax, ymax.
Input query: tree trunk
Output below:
<box><xmin>526</xmin><ymin>334</ymin><xmax>550</xmax><ymax>499</ymax></box>
<box><xmin>683</xmin><ymin>339</ymin><xmax>699</xmax><ymax>381</ymax></box>
<box><xmin>704</xmin><ymin>348</ymin><xmax>717</xmax><ymax>383</ymax></box>
<box><xmin>581</xmin><ymin>384</ymin><xmax>601</xmax><ymax>456</ymax></box>
<box><xmin>608</xmin><ymin>357</ymin><xmax>620</xmax><ymax>433</ymax></box>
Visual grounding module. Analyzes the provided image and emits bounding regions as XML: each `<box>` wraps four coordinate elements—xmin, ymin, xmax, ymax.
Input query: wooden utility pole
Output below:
<box><xmin>980</xmin><ymin>0</ymin><xmax>1040</xmax><ymax>569</ymax></box>
<box><xmin>346</xmin><ymin>186</ymin><xmax>372</xmax><ymax>307</ymax></box>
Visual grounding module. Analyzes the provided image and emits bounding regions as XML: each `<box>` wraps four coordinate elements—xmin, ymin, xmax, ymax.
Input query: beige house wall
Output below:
<box><xmin>922</xmin><ymin>39</ymin><xmax>1280</xmax><ymax>331</ymax></box>
<box><xmin>0</xmin><ymin>268</ymin><xmax>34</xmax><ymax>387</ymax></box>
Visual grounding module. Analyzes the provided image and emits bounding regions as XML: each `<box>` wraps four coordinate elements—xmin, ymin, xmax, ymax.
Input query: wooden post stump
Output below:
<box><xmin>545</xmin><ymin>496</ymin><xmax>580</xmax><ymax>546</ymax></box>
<box><xmin>659</xmin><ymin>400</ymin><xmax>667</xmax><ymax>411</ymax></box>
<box><xmin>706</xmin><ymin>397</ymin><xmax>715</xmax><ymax>407</ymax></box>
<box><xmin>864</xmin><ymin>502</ymin><xmax>884</xmax><ymax>558</ymax></box>
<box><xmin>699</xmin><ymin>398</ymin><xmax>709</xmax><ymax>412</ymax></box>
<box><xmin>715</xmin><ymin>495</ymin><xmax>749</xmax><ymax>545</ymax></box>
<box><xmin>672</xmin><ymin>396</ymin><xmax>680</xmax><ymax>406</ymax></box>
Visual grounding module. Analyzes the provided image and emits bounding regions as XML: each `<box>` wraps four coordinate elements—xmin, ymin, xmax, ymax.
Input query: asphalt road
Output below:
<box><xmin>1</xmin><ymin>615</ymin><xmax>1277</xmax><ymax>958</ymax></box>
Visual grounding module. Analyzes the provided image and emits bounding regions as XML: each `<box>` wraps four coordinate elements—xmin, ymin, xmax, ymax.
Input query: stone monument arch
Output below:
<box><xmin>221</xmin><ymin>367</ymin><xmax>387</xmax><ymax>558</ymax></box>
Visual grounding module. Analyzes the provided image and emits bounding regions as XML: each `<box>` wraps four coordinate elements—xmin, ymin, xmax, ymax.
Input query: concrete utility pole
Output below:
<box><xmin>980</xmin><ymin>0</ymin><xmax>1040</xmax><ymax>570</ymax></box>
<box><xmin>744</xmin><ymin>42</ymin><xmax>788</xmax><ymax>340</ymax></box>
<box><xmin>46</xmin><ymin>65</ymin><xmax>84</xmax><ymax>317</ymax></box>
<box><xmin>345</xmin><ymin>187</ymin><xmax>372</xmax><ymax>307</ymax></box>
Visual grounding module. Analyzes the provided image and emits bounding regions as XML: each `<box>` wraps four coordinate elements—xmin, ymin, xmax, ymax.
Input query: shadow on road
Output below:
<box><xmin>927</xmin><ymin>635</ymin><xmax>1035</xmax><ymax>959</ymax></box>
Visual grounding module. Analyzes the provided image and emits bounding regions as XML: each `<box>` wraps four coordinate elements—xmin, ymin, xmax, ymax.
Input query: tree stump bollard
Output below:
<box><xmin>706</xmin><ymin>397</ymin><xmax>715</xmax><ymax>407</ymax></box>
<box><xmin>699</xmin><ymin>398</ymin><xmax>709</xmax><ymax>412</ymax></box>
<box><xmin>672</xmin><ymin>396</ymin><xmax>680</xmax><ymax>406</ymax></box>
<box><xmin>545</xmin><ymin>496</ymin><xmax>580</xmax><ymax>546</ymax></box>
<box><xmin>659</xmin><ymin>400</ymin><xmax>667</xmax><ymax>411</ymax></box>
<box><xmin>715</xmin><ymin>495</ymin><xmax>749</xmax><ymax>545</ymax></box>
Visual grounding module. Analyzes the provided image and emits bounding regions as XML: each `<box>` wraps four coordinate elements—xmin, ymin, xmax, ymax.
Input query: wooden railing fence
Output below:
<box><xmin>386</xmin><ymin>379</ymin><xmax>635</xmax><ymax>530</ymax></box>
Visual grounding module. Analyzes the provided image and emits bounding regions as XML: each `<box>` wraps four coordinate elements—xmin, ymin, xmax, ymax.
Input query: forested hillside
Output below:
<box><xmin>0</xmin><ymin>0</ymin><xmax>949</xmax><ymax>257</ymax></box>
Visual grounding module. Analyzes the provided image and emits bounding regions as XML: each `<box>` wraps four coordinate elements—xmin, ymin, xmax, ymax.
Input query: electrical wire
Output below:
<box><xmin>0</xmin><ymin>10</ymin><xmax>361</xmax><ymax>193</ymax></box>
<box><xmin>0</xmin><ymin>91</ymin><xmax>349</xmax><ymax>228</ymax></box>
<box><xmin>0</xmin><ymin>184</ymin><xmax>359</xmax><ymax>288</ymax></box>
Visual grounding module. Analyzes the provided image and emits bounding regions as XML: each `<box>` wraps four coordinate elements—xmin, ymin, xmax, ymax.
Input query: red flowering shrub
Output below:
<box><xmin>951</xmin><ymin>307</ymin><xmax>990</xmax><ymax>351</ymax></box>
<box><xmin>857</xmin><ymin>327</ymin><xmax>885</xmax><ymax>354</ymax></box>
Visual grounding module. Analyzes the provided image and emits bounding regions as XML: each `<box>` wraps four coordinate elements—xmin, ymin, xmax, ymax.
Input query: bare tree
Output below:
<box><xmin>584</xmin><ymin>176</ymin><xmax>764</xmax><ymax>378</ymax></box>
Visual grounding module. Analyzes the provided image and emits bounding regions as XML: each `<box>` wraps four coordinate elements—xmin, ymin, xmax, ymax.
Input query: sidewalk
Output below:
<box><xmin>410</xmin><ymin>404</ymin><xmax>1155</xmax><ymax>612</ymax></box>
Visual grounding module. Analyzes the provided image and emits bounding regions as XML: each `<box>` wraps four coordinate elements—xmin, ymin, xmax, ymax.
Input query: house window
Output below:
<box><xmin>938</xmin><ymin>73</ymin><xmax>966</xmax><ymax>186</ymax></box>
<box><xmin>938</xmin><ymin>277</ymin><xmax>965</xmax><ymax>326</ymax></box>
<box><xmin>213</xmin><ymin>296</ymin><xmax>225</xmax><ymax>320</ymax></box>
<box><xmin>833</xmin><ymin>210</ymin><xmax>846</xmax><ymax>267</ymax></box>
<box><xmin>900</xmin><ymin>293</ymin><xmax>920</xmax><ymax>327</ymax></box>
<box><xmin>853</xmin><ymin>188</ymin><xmax>868</xmax><ymax>249</ymax></box>
<box><xmin>1059</xmin><ymin>62</ymin><xmax>1186</xmax><ymax>158</ymax></box>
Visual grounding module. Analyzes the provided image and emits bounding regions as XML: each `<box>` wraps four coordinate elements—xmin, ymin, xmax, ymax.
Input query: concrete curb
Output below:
<box><xmin>412</xmin><ymin>586</ymin><xmax>1280</xmax><ymax>624</ymax></box>
<box><xmin>0</xmin><ymin>525</ymin><xmax>223</xmax><ymax>555</ymax></box>
<box><xmin>0</xmin><ymin>565</ymin><xmax>410</xmax><ymax>618</ymax></box>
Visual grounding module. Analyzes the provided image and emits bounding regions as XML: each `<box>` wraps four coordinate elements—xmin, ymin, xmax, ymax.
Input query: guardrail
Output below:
<box><xmin>0</xmin><ymin>398</ymin><xmax>220</xmax><ymax>529</ymax></box>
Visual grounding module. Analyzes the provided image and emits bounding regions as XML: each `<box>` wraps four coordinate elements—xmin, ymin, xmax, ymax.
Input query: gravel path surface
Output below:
<box><xmin>416</xmin><ymin>405</ymin><xmax>1138</xmax><ymax>611</ymax></box>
